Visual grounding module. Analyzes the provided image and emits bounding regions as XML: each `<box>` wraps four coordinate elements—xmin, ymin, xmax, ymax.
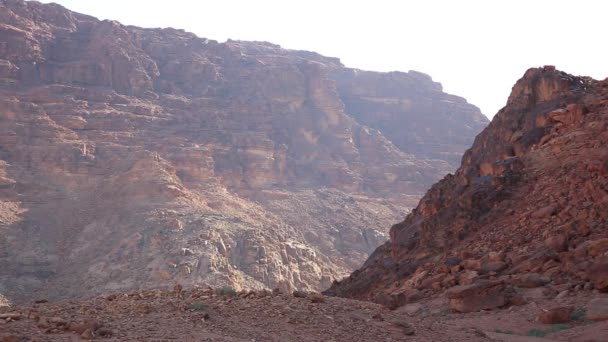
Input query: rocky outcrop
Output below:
<box><xmin>327</xmin><ymin>66</ymin><xmax>608</xmax><ymax>309</ymax></box>
<box><xmin>0</xmin><ymin>0</ymin><xmax>487</xmax><ymax>302</ymax></box>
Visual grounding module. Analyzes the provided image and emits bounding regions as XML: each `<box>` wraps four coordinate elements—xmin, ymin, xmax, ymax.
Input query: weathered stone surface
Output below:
<box><xmin>0</xmin><ymin>0</ymin><xmax>488</xmax><ymax>302</ymax></box>
<box><xmin>446</xmin><ymin>280</ymin><xmax>507</xmax><ymax>313</ymax></box>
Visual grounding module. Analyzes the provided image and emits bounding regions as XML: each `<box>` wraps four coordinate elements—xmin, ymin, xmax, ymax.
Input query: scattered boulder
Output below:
<box><xmin>588</xmin><ymin>238</ymin><xmax>608</xmax><ymax>257</ymax></box>
<box><xmin>461</xmin><ymin>259</ymin><xmax>482</xmax><ymax>271</ymax></box>
<box><xmin>513</xmin><ymin>273</ymin><xmax>551</xmax><ymax>288</ymax></box>
<box><xmin>531</xmin><ymin>204</ymin><xmax>557</xmax><ymax>219</ymax></box>
<box><xmin>446</xmin><ymin>280</ymin><xmax>507</xmax><ymax>313</ymax></box>
<box><xmin>293</xmin><ymin>290</ymin><xmax>308</xmax><ymax>298</ymax></box>
<box><xmin>81</xmin><ymin>328</ymin><xmax>94</xmax><ymax>340</ymax></box>
<box><xmin>481</xmin><ymin>261</ymin><xmax>508</xmax><ymax>273</ymax></box>
<box><xmin>391</xmin><ymin>320</ymin><xmax>415</xmax><ymax>336</ymax></box>
<box><xmin>588</xmin><ymin>262</ymin><xmax>608</xmax><ymax>292</ymax></box>
<box><xmin>309</xmin><ymin>293</ymin><xmax>325</xmax><ymax>303</ymax></box>
<box><xmin>537</xmin><ymin>306</ymin><xmax>573</xmax><ymax>324</ymax></box>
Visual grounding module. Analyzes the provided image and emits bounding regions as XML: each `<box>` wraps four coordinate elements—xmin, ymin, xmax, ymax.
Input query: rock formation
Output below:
<box><xmin>327</xmin><ymin>66</ymin><xmax>608</xmax><ymax>311</ymax></box>
<box><xmin>0</xmin><ymin>0</ymin><xmax>487</xmax><ymax>302</ymax></box>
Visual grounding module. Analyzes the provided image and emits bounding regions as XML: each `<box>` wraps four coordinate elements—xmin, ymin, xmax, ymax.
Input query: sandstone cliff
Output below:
<box><xmin>327</xmin><ymin>66</ymin><xmax>608</xmax><ymax>309</ymax></box>
<box><xmin>0</xmin><ymin>0</ymin><xmax>487</xmax><ymax>302</ymax></box>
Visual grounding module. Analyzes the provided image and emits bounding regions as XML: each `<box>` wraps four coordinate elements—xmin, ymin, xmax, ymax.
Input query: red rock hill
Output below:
<box><xmin>327</xmin><ymin>66</ymin><xmax>608</xmax><ymax>310</ymax></box>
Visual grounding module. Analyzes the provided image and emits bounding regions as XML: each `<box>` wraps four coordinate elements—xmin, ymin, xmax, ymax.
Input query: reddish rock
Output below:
<box><xmin>513</xmin><ymin>273</ymin><xmax>551</xmax><ymax>288</ymax></box>
<box><xmin>588</xmin><ymin>263</ymin><xmax>608</xmax><ymax>292</ymax></box>
<box><xmin>481</xmin><ymin>261</ymin><xmax>508</xmax><ymax>273</ymax></box>
<box><xmin>537</xmin><ymin>306</ymin><xmax>573</xmax><ymax>324</ymax></box>
<box><xmin>531</xmin><ymin>205</ymin><xmax>558</xmax><ymax>219</ymax></box>
<box><xmin>328</xmin><ymin>67</ymin><xmax>608</xmax><ymax>308</ymax></box>
<box><xmin>588</xmin><ymin>238</ymin><xmax>608</xmax><ymax>257</ymax></box>
<box><xmin>446</xmin><ymin>280</ymin><xmax>507</xmax><ymax>313</ymax></box>
<box><xmin>461</xmin><ymin>259</ymin><xmax>482</xmax><ymax>271</ymax></box>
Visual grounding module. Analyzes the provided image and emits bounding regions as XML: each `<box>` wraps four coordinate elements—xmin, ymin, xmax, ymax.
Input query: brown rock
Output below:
<box><xmin>481</xmin><ymin>261</ymin><xmax>508</xmax><ymax>273</ymax></box>
<box><xmin>81</xmin><ymin>328</ymin><xmax>94</xmax><ymax>340</ymax></box>
<box><xmin>544</xmin><ymin>234</ymin><xmax>567</xmax><ymax>252</ymax></box>
<box><xmin>391</xmin><ymin>320</ymin><xmax>415</xmax><ymax>336</ymax></box>
<box><xmin>537</xmin><ymin>306</ymin><xmax>573</xmax><ymax>324</ymax></box>
<box><xmin>509</xmin><ymin>294</ymin><xmax>528</xmax><ymax>306</ymax></box>
<box><xmin>309</xmin><ymin>293</ymin><xmax>325</xmax><ymax>303</ymax></box>
<box><xmin>514</xmin><ymin>273</ymin><xmax>551</xmax><ymax>288</ymax></box>
<box><xmin>458</xmin><ymin>270</ymin><xmax>479</xmax><ymax>285</ymax></box>
<box><xmin>586</xmin><ymin>298</ymin><xmax>608</xmax><ymax>321</ymax></box>
<box><xmin>461</xmin><ymin>259</ymin><xmax>482</xmax><ymax>271</ymax></box>
<box><xmin>446</xmin><ymin>280</ymin><xmax>506</xmax><ymax>313</ymax></box>
<box><xmin>588</xmin><ymin>238</ymin><xmax>608</xmax><ymax>257</ymax></box>
<box><xmin>531</xmin><ymin>205</ymin><xmax>558</xmax><ymax>219</ymax></box>
<box><xmin>588</xmin><ymin>263</ymin><xmax>608</xmax><ymax>292</ymax></box>
<box><xmin>1</xmin><ymin>336</ymin><xmax>19</xmax><ymax>342</ymax></box>
<box><xmin>293</xmin><ymin>290</ymin><xmax>308</xmax><ymax>298</ymax></box>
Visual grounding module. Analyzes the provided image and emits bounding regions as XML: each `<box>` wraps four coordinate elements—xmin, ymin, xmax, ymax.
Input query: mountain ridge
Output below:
<box><xmin>0</xmin><ymin>0</ymin><xmax>487</xmax><ymax>302</ymax></box>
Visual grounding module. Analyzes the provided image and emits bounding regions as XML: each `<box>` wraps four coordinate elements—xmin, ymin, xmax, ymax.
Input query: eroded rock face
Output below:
<box><xmin>327</xmin><ymin>66</ymin><xmax>608</xmax><ymax>308</ymax></box>
<box><xmin>0</xmin><ymin>0</ymin><xmax>487</xmax><ymax>302</ymax></box>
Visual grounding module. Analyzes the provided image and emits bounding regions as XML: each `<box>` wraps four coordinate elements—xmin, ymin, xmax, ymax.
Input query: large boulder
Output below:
<box><xmin>446</xmin><ymin>280</ymin><xmax>507</xmax><ymax>313</ymax></box>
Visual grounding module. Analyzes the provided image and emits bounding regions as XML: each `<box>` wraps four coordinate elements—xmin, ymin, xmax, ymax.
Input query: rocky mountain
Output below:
<box><xmin>0</xmin><ymin>0</ymin><xmax>487</xmax><ymax>303</ymax></box>
<box><xmin>327</xmin><ymin>66</ymin><xmax>608</xmax><ymax>311</ymax></box>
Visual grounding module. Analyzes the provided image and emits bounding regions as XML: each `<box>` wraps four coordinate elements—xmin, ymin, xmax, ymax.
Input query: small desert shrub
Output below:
<box><xmin>527</xmin><ymin>325</ymin><xmax>571</xmax><ymax>337</ymax></box>
<box><xmin>189</xmin><ymin>301</ymin><xmax>206</xmax><ymax>311</ymax></box>
<box><xmin>217</xmin><ymin>287</ymin><xmax>237</xmax><ymax>297</ymax></box>
<box><xmin>570</xmin><ymin>308</ymin><xmax>586</xmax><ymax>321</ymax></box>
<box><xmin>494</xmin><ymin>329</ymin><xmax>513</xmax><ymax>334</ymax></box>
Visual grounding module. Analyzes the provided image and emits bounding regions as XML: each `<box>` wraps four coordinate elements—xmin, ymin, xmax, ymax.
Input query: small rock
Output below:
<box><xmin>81</xmin><ymin>328</ymin><xmax>94</xmax><ymax>340</ymax></box>
<box><xmin>509</xmin><ymin>294</ymin><xmax>528</xmax><ymax>306</ymax></box>
<box><xmin>531</xmin><ymin>204</ymin><xmax>557</xmax><ymax>219</ymax></box>
<box><xmin>514</xmin><ymin>273</ymin><xmax>551</xmax><ymax>288</ymax></box>
<box><xmin>96</xmin><ymin>328</ymin><xmax>114</xmax><ymax>337</ymax></box>
<box><xmin>371</xmin><ymin>313</ymin><xmax>384</xmax><ymax>321</ymax></box>
<box><xmin>555</xmin><ymin>290</ymin><xmax>569</xmax><ymax>299</ymax></box>
<box><xmin>538</xmin><ymin>306</ymin><xmax>573</xmax><ymax>324</ymax></box>
<box><xmin>49</xmin><ymin>316</ymin><xmax>68</xmax><ymax>325</ymax></box>
<box><xmin>401</xmin><ymin>303</ymin><xmax>423</xmax><ymax>316</ymax></box>
<box><xmin>586</xmin><ymin>298</ymin><xmax>608</xmax><ymax>321</ymax></box>
<box><xmin>588</xmin><ymin>262</ymin><xmax>608</xmax><ymax>292</ymax></box>
<box><xmin>488</xmin><ymin>251</ymin><xmax>505</xmax><ymax>262</ymax></box>
<box><xmin>293</xmin><ymin>290</ymin><xmax>308</xmax><ymax>298</ymax></box>
<box><xmin>545</xmin><ymin>234</ymin><xmax>567</xmax><ymax>252</ymax></box>
<box><xmin>392</xmin><ymin>320</ymin><xmax>415</xmax><ymax>336</ymax></box>
<box><xmin>37</xmin><ymin>317</ymin><xmax>50</xmax><ymax>329</ymax></box>
<box><xmin>309</xmin><ymin>293</ymin><xmax>324</xmax><ymax>303</ymax></box>
<box><xmin>461</xmin><ymin>259</ymin><xmax>482</xmax><ymax>271</ymax></box>
<box><xmin>481</xmin><ymin>261</ymin><xmax>508</xmax><ymax>273</ymax></box>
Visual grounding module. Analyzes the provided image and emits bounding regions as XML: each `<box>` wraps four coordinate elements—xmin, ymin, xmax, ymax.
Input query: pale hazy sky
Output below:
<box><xmin>37</xmin><ymin>0</ymin><xmax>607</xmax><ymax>118</ymax></box>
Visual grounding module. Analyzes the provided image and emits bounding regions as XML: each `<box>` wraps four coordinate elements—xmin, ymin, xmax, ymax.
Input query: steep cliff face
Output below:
<box><xmin>332</xmin><ymin>69</ymin><xmax>488</xmax><ymax>167</ymax></box>
<box><xmin>327</xmin><ymin>66</ymin><xmax>608</xmax><ymax>308</ymax></box>
<box><xmin>0</xmin><ymin>0</ymin><xmax>487</xmax><ymax>302</ymax></box>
